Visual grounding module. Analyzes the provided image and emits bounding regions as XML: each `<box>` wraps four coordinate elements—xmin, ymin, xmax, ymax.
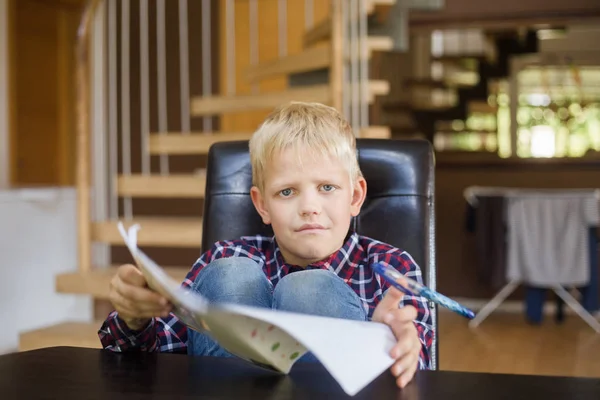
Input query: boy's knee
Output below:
<box><xmin>191</xmin><ymin>257</ymin><xmax>272</xmax><ymax>303</ymax></box>
<box><xmin>273</xmin><ymin>269</ymin><xmax>367</xmax><ymax>320</ymax></box>
<box><xmin>275</xmin><ymin>269</ymin><xmax>338</xmax><ymax>296</ymax></box>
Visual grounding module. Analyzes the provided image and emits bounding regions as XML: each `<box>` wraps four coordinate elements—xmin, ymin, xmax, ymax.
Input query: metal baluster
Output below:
<box><xmin>179</xmin><ymin>0</ymin><xmax>191</xmax><ymax>133</ymax></box>
<box><xmin>92</xmin><ymin>0</ymin><xmax>109</xmax><ymax>267</ymax></box>
<box><xmin>201</xmin><ymin>0</ymin><xmax>212</xmax><ymax>132</ymax></box>
<box><xmin>350</xmin><ymin>0</ymin><xmax>359</xmax><ymax>135</ymax></box>
<box><xmin>157</xmin><ymin>0</ymin><xmax>169</xmax><ymax>174</ymax></box>
<box><xmin>121</xmin><ymin>0</ymin><xmax>132</xmax><ymax>220</ymax></box>
<box><xmin>305</xmin><ymin>0</ymin><xmax>313</xmax><ymax>29</ymax></box>
<box><xmin>226</xmin><ymin>0</ymin><xmax>235</xmax><ymax>95</ymax></box>
<box><xmin>140</xmin><ymin>0</ymin><xmax>150</xmax><ymax>174</ymax></box>
<box><xmin>358</xmin><ymin>0</ymin><xmax>368</xmax><ymax>129</ymax></box>
<box><xmin>108</xmin><ymin>0</ymin><xmax>118</xmax><ymax>219</ymax></box>
<box><xmin>341</xmin><ymin>0</ymin><xmax>350</xmax><ymax>121</ymax></box>
<box><xmin>249</xmin><ymin>0</ymin><xmax>258</xmax><ymax>94</ymax></box>
<box><xmin>278</xmin><ymin>0</ymin><xmax>287</xmax><ymax>57</ymax></box>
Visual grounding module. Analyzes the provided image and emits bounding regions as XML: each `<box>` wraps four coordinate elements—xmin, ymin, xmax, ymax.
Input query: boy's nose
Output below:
<box><xmin>298</xmin><ymin>193</ymin><xmax>321</xmax><ymax>216</ymax></box>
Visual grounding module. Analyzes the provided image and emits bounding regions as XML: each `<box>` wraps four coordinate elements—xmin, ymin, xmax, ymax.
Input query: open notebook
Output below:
<box><xmin>117</xmin><ymin>222</ymin><xmax>398</xmax><ymax>396</ymax></box>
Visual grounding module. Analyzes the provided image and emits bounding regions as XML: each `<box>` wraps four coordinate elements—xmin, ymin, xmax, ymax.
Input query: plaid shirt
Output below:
<box><xmin>98</xmin><ymin>232</ymin><xmax>434</xmax><ymax>369</ymax></box>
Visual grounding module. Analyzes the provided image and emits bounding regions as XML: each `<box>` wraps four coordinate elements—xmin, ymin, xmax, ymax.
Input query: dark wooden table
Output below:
<box><xmin>1</xmin><ymin>346</ymin><xmax>600</xmax><ymax>399</ymax></box>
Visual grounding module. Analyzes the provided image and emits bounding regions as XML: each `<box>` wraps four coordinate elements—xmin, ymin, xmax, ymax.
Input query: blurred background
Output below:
<box><xmin>1</xmin><ymin>0</ymin><xmax>600</xmax><ymax>378</ymax></box>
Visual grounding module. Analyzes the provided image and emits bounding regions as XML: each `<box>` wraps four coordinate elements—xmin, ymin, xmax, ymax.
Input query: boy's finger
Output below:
<box><xmin>119</xmin><ymin>264</ymin><xmax>148</xmax><ymax>287</ymax></box>
<box><xmin>390</xmin><ymin>350</ymin><xmax>418</xmax><ymax>377</ymax></box>
<box><xmin>110</xmin><ymin>291</ymin><xmax>138</xmax><ymax>318</ymax></box>
<box><xmin>112</xmin><ymin>275</ymin><xmax>169</xmax><ymax>312</ymax></box>
<box><xmin>396</xmin><ymin>361</ymin><xmax>417</xmax><ymax>388</ymax></box>
<box><xmin>384</xmin><ymin>305</ymin><xmax>417</xmax><ymax>325</ymax></box>
<box><xmin>112</xmin><ymin>290</ymin><xmax>170</xmax><ymax>319</ymax></box>
<box><xmin>120</xmin><ymin>282</ymin><xmax>168</xmax><ymax>308</ymax></box>
<box><xmin>389</xmin><ymin>328</ymin><xmax>416</xmax><ymax>358</ymax></box>
<box><xmin>391</xmin><ymin>353</ymin><xmax>411</xmax><ymax>377</ymax></box>
<box><xmin>377</xmin><ymin>286</ymin><xmax>405</xmax><ymax>311</ymax></box>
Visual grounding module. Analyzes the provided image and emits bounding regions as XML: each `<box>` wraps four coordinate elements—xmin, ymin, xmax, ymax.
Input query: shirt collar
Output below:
<box><xmin>270</xmin><ymin>230</ymin><xmax>360</xmax><ymax>272</ymax></box>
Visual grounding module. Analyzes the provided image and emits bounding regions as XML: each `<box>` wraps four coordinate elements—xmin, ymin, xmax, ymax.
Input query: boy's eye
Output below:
<box><xmin>279</xmin><ymin>188</ymin><xmax>293</xmax><ymax>197</ymax></box>
<box><xmin>321</xmin><ymin>184</ymin><xmax>335</xmax><ymax>192</ymax></box>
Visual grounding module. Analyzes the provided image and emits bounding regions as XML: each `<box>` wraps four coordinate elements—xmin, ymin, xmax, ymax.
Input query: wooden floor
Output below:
<box><xmin>438</xmin><ymin>310</ymin><xmax>600</xmax><ymax>378</ymax></box>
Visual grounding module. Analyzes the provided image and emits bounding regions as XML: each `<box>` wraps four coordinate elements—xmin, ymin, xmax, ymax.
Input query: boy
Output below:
<box><xmin>99</xmin><ymin>102</ymin><xmax>434</xmax><ymax>389</ymax></box>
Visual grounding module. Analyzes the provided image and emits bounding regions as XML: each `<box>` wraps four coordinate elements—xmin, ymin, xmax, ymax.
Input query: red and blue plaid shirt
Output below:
<box><xmin>98</xmin><ymin>232</ymin><xmax>434</xmax><ymax>369</ymax></box>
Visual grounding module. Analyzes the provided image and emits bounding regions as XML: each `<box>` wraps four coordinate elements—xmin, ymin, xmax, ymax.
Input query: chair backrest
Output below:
<box><xmin>202</xmin><ymin>138</ymin><xmax>438</xmax><ymax>369</ymax></box>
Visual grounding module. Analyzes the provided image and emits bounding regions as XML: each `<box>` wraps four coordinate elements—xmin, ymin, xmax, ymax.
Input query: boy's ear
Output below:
<box><xmin>350</xmin><ymin>177</ymin><xmax>367</xmax><ymax>217</ymax></box>
<box><xmin>250</xmin><ymin>186</ymin><xmax>271</xmax><ymax>225</ymax></box>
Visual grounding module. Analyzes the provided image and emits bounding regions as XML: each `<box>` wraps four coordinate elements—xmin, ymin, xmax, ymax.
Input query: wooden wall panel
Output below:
<box><xmin>6</xmin><ymin>0</ymin><xmax>15</xmax><ymax>187</ymax></box>
<box><xmin>13</xmin><ymin>1</ymin><xmax>58</xmax><ymax>185</ymax></box>
<box><xmin>57</xmin><ymin>7</ymin><xmax>82</xmax><ymax>186</ymax></box>
<box><xmin>9</xmin><ymin>0</ymin><xmax>83</xmax><ymax>186</ymax></box>
<box><xmin>9</xmin><ymin>0</ymin><xmax>84</xmax><ymax>186</ymax></box>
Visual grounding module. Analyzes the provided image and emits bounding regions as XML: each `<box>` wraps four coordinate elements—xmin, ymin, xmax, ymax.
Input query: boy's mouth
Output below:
<box><xmin>296</xmin><ymin>223</ymin><xmax>326</xmax><ymax>232</ymax></box>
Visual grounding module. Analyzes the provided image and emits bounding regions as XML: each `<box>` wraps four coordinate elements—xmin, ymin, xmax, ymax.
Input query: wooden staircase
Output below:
<box><xmin>19</xmin><ymin>0</ymin><xmax>399</xmax><ymax>351</ymax></box>
<box><xmin>383</xmin><ymin>27</ymin><xmax>539</xmax><ymax>144</ymax></box>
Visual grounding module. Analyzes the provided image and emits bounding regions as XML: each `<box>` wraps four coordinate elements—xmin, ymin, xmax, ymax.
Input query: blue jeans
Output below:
<box><xmin>187</xmin><ymin>257</ymin><xmax>367</xmax><ymax>361</ymax></box>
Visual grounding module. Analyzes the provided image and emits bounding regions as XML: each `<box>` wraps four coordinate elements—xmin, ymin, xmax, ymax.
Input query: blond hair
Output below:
<box><xmin>249</xmin><ymin>102</ymin><xmax>362</xmax><ymax>191</ymax></box>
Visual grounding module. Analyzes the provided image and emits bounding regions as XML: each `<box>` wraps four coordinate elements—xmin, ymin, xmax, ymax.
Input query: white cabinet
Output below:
<box><xmin>0</xmin><ymin>187</ymin><xmax>92</xmax><ymax>354</ymax></box>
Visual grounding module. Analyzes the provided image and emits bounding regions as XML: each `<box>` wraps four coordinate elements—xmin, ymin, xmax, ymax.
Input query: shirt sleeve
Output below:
<box><xmin>98</xmin><ymin>240</ymin><xmax>263</xmax><ymax>353</ymax></box>
<box><xmin>377</xmin><ymin>250</ymin><xmax>435</xmax><ymax>370</ymax></box>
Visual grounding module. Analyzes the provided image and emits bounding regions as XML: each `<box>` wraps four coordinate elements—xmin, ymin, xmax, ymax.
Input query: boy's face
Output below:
<box><xmin>250</xmin><ymin>147</ymin><xmax>366</xmax><ymax>267</ymax></box>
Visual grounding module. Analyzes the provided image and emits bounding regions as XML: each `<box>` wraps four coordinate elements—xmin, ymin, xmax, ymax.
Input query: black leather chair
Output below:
<box><xmin>201</xmin><ymin>138</ymin><xmax>438</xmax><ymax>369</ymax></box>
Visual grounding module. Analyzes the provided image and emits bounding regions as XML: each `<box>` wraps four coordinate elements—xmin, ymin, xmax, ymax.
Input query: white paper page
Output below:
<box><xmin>219</xmin><ymin>303</ymin><xmax>397</xmax><ymax>396</ymax></box>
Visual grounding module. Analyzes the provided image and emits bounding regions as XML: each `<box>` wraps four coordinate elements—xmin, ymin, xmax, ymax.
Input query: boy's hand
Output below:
<box><xmin>109</xmin><ymin>264</ymin><xmax>172</xmax><ymax>331</ymax></box>
<box><xmin>372</xmin><ymin>287</ymin><xmax>421</xmax><ymax>389</ymax></box>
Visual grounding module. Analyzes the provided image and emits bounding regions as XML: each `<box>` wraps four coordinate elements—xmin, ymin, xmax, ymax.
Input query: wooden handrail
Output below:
<box><xmin>75</xmin><ymin>0</ymin><xmax>101</xmax><ymax>273</ymax></box>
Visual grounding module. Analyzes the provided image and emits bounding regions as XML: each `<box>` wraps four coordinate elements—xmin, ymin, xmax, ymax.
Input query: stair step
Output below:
<box><xmin>303</xmin><ymin>0</ymin><xmax>396</xmax><ymax>47</ymax></box>
<box><xmin>382</xmin><ymin>100</ymin><xmax>455</xmax><ymax>112</ymax></box>
<box><xmin>432</xmin><ymin>53</ymin><xmax>487</xmax><ymax>62</ymax></box>
<box><xmin>56</xmin><ymin>266</ymin><xmax>190</xmax><ymax>299</ymax></box>
<box><xmin>190</xmin><ymin>81</ymin><xmax>389</xmax><ymax>117</ymax></box>
<box><xmin>405</xmin><ymin>78</ymin><xmax>449</xmax><ymax>89</ymax></box>
<box><xmin>487</xmin><ymin>79</ymin><xmax>507</xmax><ymax>95</ymax></box>
<box><xmin>19</xmin><ymin>321</ymin><xmax>103</xmax><ymax>351</ymax></box>
<box><xmin>149</xmin><ymin>132</ymin><xmax>254</xmax><ymax>155</ymax></box>
<box><xmin>92</xmin><ymin>218</ymin><xmax>203</xmax><ymax>248</ymax></box>
<box><xmin>246</xmin><ymin>37</ymin><xmax>393</xmax><ymax>83</ymax></box>
<box><xmin>117</xmin><ymin>173</ymin><xmax>207</xmax><ymax>198</ymax></box>
<box><xmin>468</xmin><ymin>100</ymin><xmax>498</xmax><ymax>114</ymax></box>
<box><xmin>406</xmin><ymin>77</ymin><xmax>477</xmax><ymax>89</ymax></box>
<box><xmin>435</xmin><ymin>120</ymin><xmax>462</xmax><ymax>132</ymax></box>
<box><xmin>191</xmin><ymin>85</ymin><xmax>330</xmax><ymax>116</ymax></box>
<box><xmin>435</xmin><ymin>120</ymin><xmax>497</xmax><ymax>134</ymax></box>
<box><xmin>357</xmin><ymin>126</ymin><xmax>391</xmax><ymax>139</ymax></box>
<box><xmin>246</xmin><ymin>45</ymin><xmax>330</xmax><ymax>83</ymax></box>
<box><xmin>365</xmin><ymin>80</ymin><xmax>390</xmax><ymax>101</ymax></box>
<box><xmin>303</xmin><ymin>19</ymin><xmax>331</xmax><ymax>49</ymax></box>
<box><xmin>379</xmin><ymin>111</ymin><xmax>416</xmax><ymax>130</ymax></box>
<box><xmin>148</xmin><ymin>127</ymin><xmax>391</xmax><ymax>155</ymax></box>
